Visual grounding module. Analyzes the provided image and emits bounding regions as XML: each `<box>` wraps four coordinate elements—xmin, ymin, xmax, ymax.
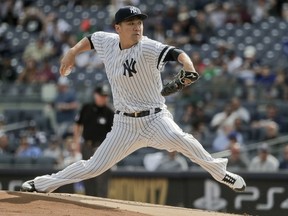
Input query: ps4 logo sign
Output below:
<box><xmin>194</xmin><ymin>180</ymin><xmax>227</xmax><ymax>211</ymax></box>
<box><xmin>235</xmin><ymin>186</ymin><xmax>288</xmax><ymax>210</ymax></box>
<box><xmin>194</xmin><ymin>180</ymin><xmax>288</xmax><ymax>211</ymax></box>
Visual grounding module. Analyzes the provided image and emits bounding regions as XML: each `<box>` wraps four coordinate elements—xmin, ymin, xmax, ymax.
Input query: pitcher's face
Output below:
<box><xmin>115</xmin><ymin>18</ymin><xmax>143</xmax><ymax>48</ymax></box>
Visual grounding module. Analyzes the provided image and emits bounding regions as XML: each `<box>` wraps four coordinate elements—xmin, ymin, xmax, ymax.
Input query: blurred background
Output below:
<box><xmin>1</xmin><ymin>0</ymin><xmax>288</xmax><ymax>215</ymax></box>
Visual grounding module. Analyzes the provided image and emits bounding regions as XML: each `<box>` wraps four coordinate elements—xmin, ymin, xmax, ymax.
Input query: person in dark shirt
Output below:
<box><xmin>73</xmin><ymin>84</ymin><xmax>114</xmax><ymax>197</ymax></box>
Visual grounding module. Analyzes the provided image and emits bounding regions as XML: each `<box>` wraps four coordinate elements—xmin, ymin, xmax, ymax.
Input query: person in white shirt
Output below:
<box><xmin>249</xmin><ymin>143</ymin><xmax>279</xmax><ymax>172</ymax></box>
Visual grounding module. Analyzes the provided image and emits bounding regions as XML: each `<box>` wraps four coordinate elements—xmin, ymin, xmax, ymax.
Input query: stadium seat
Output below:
<box><xmin>119</xmin><ymin>155</ymin><xmax>144</xmax><ymax>168</ymax></box>
<box><xmin>34</xmin><ymin>157</ymin><xmax>57</xmax><ymax>167</ymax></box>
<box><xmin>134</xmin><ymin>147</ymin><xmax>159</xmax><ymax>156</ymax></box>
<box><xmin>0</xmin><ymin>154</ymin><xmax>14</xmax><ymax>165</ymax></box>
<box><xmin>13</xmin><ymin>157</ymin><xmax>34</xmax><ymax>167</ymax></box>
<box><xmin>43</xmin><ymin>5</ymin><xmax>52</xmax><ymax>14</ymax></box>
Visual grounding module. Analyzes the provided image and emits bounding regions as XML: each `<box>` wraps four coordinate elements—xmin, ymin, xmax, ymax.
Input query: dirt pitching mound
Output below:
<box><xmin>0</xmin><ymin>190</ymin><xmax>240</xmax><ymax>216</ymax></box>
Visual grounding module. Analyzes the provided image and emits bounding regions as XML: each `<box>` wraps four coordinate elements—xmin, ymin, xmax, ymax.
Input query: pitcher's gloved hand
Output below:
<box><xmin>161</xmin><ymin>69</ymin><xmax>199</xmax><ymax>96</ymax></box>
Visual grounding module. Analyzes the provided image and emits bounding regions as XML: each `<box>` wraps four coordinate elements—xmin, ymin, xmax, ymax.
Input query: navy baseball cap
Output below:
<box><xmin>94</xmin><ymin>84</ymin><xmax>110</xmax><ymax>96</ymax></box>
<box><xmin>115</xmin><ymin>6</ymin><xmax>147</xmax><ymax>24</ymax></box>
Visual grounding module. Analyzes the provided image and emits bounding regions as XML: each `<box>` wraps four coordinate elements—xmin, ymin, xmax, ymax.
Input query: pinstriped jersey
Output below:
<box><xmin>90</xmin><ymin>31</ymin><xmax>173</xmax><ymax>112</ymax></box>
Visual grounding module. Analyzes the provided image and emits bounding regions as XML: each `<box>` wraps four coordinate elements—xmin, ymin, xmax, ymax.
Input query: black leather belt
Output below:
<box><xmin>116</xmin><ymin>108</ymin><xmax>161</xmax><ymax>118</ymax></box>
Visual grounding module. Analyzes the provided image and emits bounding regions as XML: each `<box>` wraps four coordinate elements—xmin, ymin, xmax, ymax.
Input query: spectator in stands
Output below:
<box><xmin>264</xmin><ymin>120</ymin><xmax>279</xmax><ymax>140</ymax></box>
<box><xmin>62</xmin><ymin>136</ymin><xmax>82</xmax><ymax>168</ymax></box>
<box><xmin>205</xmin><ymin>2</ymin><xmax>227</xmax><ymax>29</ymax></box>
<box><xmin>16</xmin><ymin>59</ymin><xmax>39</xmax><ymax>83</ymax></box>
<box><xmin>216</xmin><ymin>40</ymin><xmax>231</xmax><ymax>61</ymax></box>
<box><xmin>77</xmin><ymin>18</ymin><xmax>94</xmax><ymax>41</ymax></box>
<box><xmin>15</xmin><ymin>134</ymin><xmax>42</xmax><ymax>158</ymax></box>
<box><xmin>25</xmin><ymin>121</ymin><xmax>48</xmax><ymax>149</ymax></box>
<box><xmin>45</xmin><ymin>12</ymin><xmax>71</xmax><ymax>40</ymax></box>
<box><xmin>166</xmin><ymin>21</ymin><xmax>188</xmax><ymax>47</ymax></box>
<box><xmin>227</xmin><ymin>143</ymin><xmax>248</xmax><ymax>171</ymax></box>
<box><xmin>143</xmin><ymin>151</ymin><xmax>189</xmax><ymax>171</ymax></box>
<box><xmin>0</xmin><ymin>115</ymin><xmax>11</xmax><ymax>155</ymax></box>
<box><xmin>210</xmin><ymin>97</ymin><xmax>250</xmax><ymax>135</ymax></box>
<box><xmin>19</xmin><ymin>6</ymin><xmax>45</xmax><ymax>33</ymax></box>
<box><xmin>225</xmin><ymin>2</ymin><xmax>252</xmax><ymax>24</ymax></box>
<box><xmin>0</xmin><ymin>32</ymin><xmax>10</xmax><ymax>58</ymax></box>
<box><xmin>248</xmin><ymin>143</ymin><xmax>279</xmax><ymax>172</ymax></box>
<box><xmin>236</xmin><ymin>45</ymin><xmax>260</xmax><ymax>86</ymax></box>
<box><xmin>0</xmin><ymin>130</ymin><xmax>10</xmax><ymax>155</ymax></box>
<box><xmin>230</xmin><ymin>97</ymin><xmax>251</xmax><ymax>123</ymax></box>
<box><xmin>279</xmin><ymin>145</ymin><xmax>288</xmax><ymax>170</ymax></box>
<box><xmin>225</xmin><ymin>49</ymin><xmax>243</xmax><ymax>76</ymax></box>
<box><xmin>0</xmin><ymin>54</ymin><xmax>18</xmax><ymax>82</ymax></box>
<box><xmin>150</xmin><ymin>20</ymin><xmax>166</xmax><ymax>43</ymax></box>
<box><xmin>36</xmin><ymin>58</ymin><xmax>57</xmax><ymax>83</ymax></box>
<box><xmin>251</xmin><ymin>103</ymin><xmax>283</xmax><ymax>139</ymax></box>
<box><xmin>255</xmin><ymin>65</ymin><xmax>276</xmax><ymax>92</ymax></box>
<box><xmin>212</xmin><ymin>127</ymin><xmax>243</xmax><ymax>152</ymax></box>
<box><xmin>201</xmin><ymin>57</ymin><xmax>222</xmax><ymax>81</ymax></box>
<box><xmin>61</xmin><ymin>135</ymin><xmax>84</xmax><ymax>193</ymax></box>
<box><xmin>179</xmin><ymin>104</ymin><xmax>195</xmax><ymax>132</ymax></box>
<box><xmin>210</xmin><ymin>103</ymin><xmax>234</xmax><ymax>133</ymax></box>
<box><xmin>190</xmin><ymin>52</ymin><xmax>206</xmax><ymax>75</ymax></box>
<box><xmin>0</xmin><ymin>114</ymin><xmax>5</xmax><ymax>130</ymax></box>
<box><xmin>248</xmin><ymin>0</ymin><xmax>270</xmax><ymax>23</ymax></box>
<box><xmin>162</xmin><ymin>5</ymin><xmax>178</xmax><ymax>32</ymax></box>
<box><xmin>271</xmin><ymin>69</ymin><xmax>287</xmax><ymax>100</ymax></box>
<box><xmin>193</xmin><ymin>10</ymin><xmax>212</xmax><ymax>37</ymax></box>
<box><xmin>251</xmin><ymin>120</ymin><xmax>279</xmax><ymax>142</ymax></box>
<box><xmin>191</xmin><ymin>120</ymin><xmax>209</xmax><ymax>148</ymax></box>
<box><xmin>42</xmin><ymin>136</ymin><xmax>63</xmax><ymax>165</ymax></box>
<box><xmin>54</xmin><ymin>77</ymin><xmax>79</xmax><ymax>137</ymax></box>
<box><xmin>0</xmin><ymin>0</ymin><xmax>21</xmax><ymax>26</ymax></box>
<box><xmin>60</xmin><ymin>32</ymin><xmax>78</xmax><ymax>57</ymax></box>
<box><xmin>259</xmin><ymin>104</ymin><xmax>281</xmax><ymax>125</ymax></box>
<box><xmin>233</xmin><ymin>117</ymin><xmax>250</xmax><ymax>142</ymax></box>
<box><xmin>177</xmin><ymin>5</ymin><xmax>192</xmax><ymax>34</ymax></box>
<box><xmin>22</xmin><ymin>36</ymin><xmax>53</xmax><ymax>63</ymax></box>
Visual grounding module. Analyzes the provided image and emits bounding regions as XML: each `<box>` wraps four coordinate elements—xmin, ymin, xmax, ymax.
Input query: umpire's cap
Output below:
<box><xmin>94</xmin><ymin>84</ymin><xmax>110</xmax><ymax>96</ymax></box>
<box><xmin>115</xmin><ymin>6</ymin><xmax>147</xmax><ymax>24</ymax></box>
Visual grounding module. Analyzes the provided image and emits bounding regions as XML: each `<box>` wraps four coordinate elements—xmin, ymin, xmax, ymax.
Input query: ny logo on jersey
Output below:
<box><xmin>123</xmin><ymin>58</ymin><xmax>137</xmax><ymax>77</ymax></box>
<box><xmin>130</xmin><ymin>6</ymin><xmax>138</xmax><ymax>14</ymax></box>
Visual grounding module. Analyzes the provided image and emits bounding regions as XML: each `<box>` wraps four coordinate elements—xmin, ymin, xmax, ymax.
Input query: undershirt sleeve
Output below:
<box><xmin>86</xmin><ymin>34</ymin><xmax>94</xmax><ymax>49</ymax></box>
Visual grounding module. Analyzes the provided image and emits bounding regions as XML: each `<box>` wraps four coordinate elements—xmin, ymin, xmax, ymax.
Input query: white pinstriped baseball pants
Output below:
<box><xmin>34</xmin><ymin>109</ymin><xmax>228</xmax><ymax>192</ymax></box>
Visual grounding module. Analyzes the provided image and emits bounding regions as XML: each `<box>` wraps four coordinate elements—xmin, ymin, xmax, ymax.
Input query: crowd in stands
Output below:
<box><xmin>1</xmin><ymin>0</ymin><xmax>288</xmax><ymax>172</ymax></box>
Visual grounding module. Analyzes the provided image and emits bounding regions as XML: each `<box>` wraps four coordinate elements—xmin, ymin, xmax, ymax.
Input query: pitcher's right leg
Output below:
<box><xmin>21</xmin><ymin>116</ymin><xmax>142</xmax><ymax>193</ymax></box>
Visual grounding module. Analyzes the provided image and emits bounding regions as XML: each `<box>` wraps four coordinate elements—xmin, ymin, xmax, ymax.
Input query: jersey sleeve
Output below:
<box><xmin>143</xmin><ymin>38</ymin><xmax>174</xmax><ymax>72</ymax></box>
<box><xmin>89</xmin><ymin>31</ymin><xmax>107</xmax><ymax>60</ymax></box>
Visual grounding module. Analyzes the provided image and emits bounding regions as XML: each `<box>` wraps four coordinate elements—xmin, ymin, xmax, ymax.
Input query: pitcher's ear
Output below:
<box><xmin>115</xmin><ymin>24</ymin><xmax>120</xmax><ymax>33</ymax></box>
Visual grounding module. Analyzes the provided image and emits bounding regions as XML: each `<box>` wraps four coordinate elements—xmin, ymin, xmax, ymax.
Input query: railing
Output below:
<box><xmin>212</xmin><ymin>134</ymin><xmax>288</xmax><ymax>158</ymax></box>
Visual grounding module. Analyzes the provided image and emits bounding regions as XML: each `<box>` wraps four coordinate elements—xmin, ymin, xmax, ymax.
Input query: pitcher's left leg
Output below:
<box><xmin>150</xmin><ymin>112</ymin><xmax>246</xmax><ymax>192</ymax></box>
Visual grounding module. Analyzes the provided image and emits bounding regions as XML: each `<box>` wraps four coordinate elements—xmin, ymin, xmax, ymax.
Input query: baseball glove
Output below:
<box><xmin>161</xmin><ymin>69</ymin><xmax>199</xmax><ymax>96</ymax></box>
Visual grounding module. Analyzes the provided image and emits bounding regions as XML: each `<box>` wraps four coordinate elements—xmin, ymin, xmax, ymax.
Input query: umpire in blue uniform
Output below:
<box><xmin>74</xmin><ymin>83</ymin><xmax>114</xmax><ymax>197</ymax></box>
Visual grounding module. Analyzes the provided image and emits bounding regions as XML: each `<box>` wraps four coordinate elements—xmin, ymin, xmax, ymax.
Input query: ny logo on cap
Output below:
<box><xmin>130</xmin><ymin>6</ymin><xmax>138</xmax><ymax>14</ymax></box>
